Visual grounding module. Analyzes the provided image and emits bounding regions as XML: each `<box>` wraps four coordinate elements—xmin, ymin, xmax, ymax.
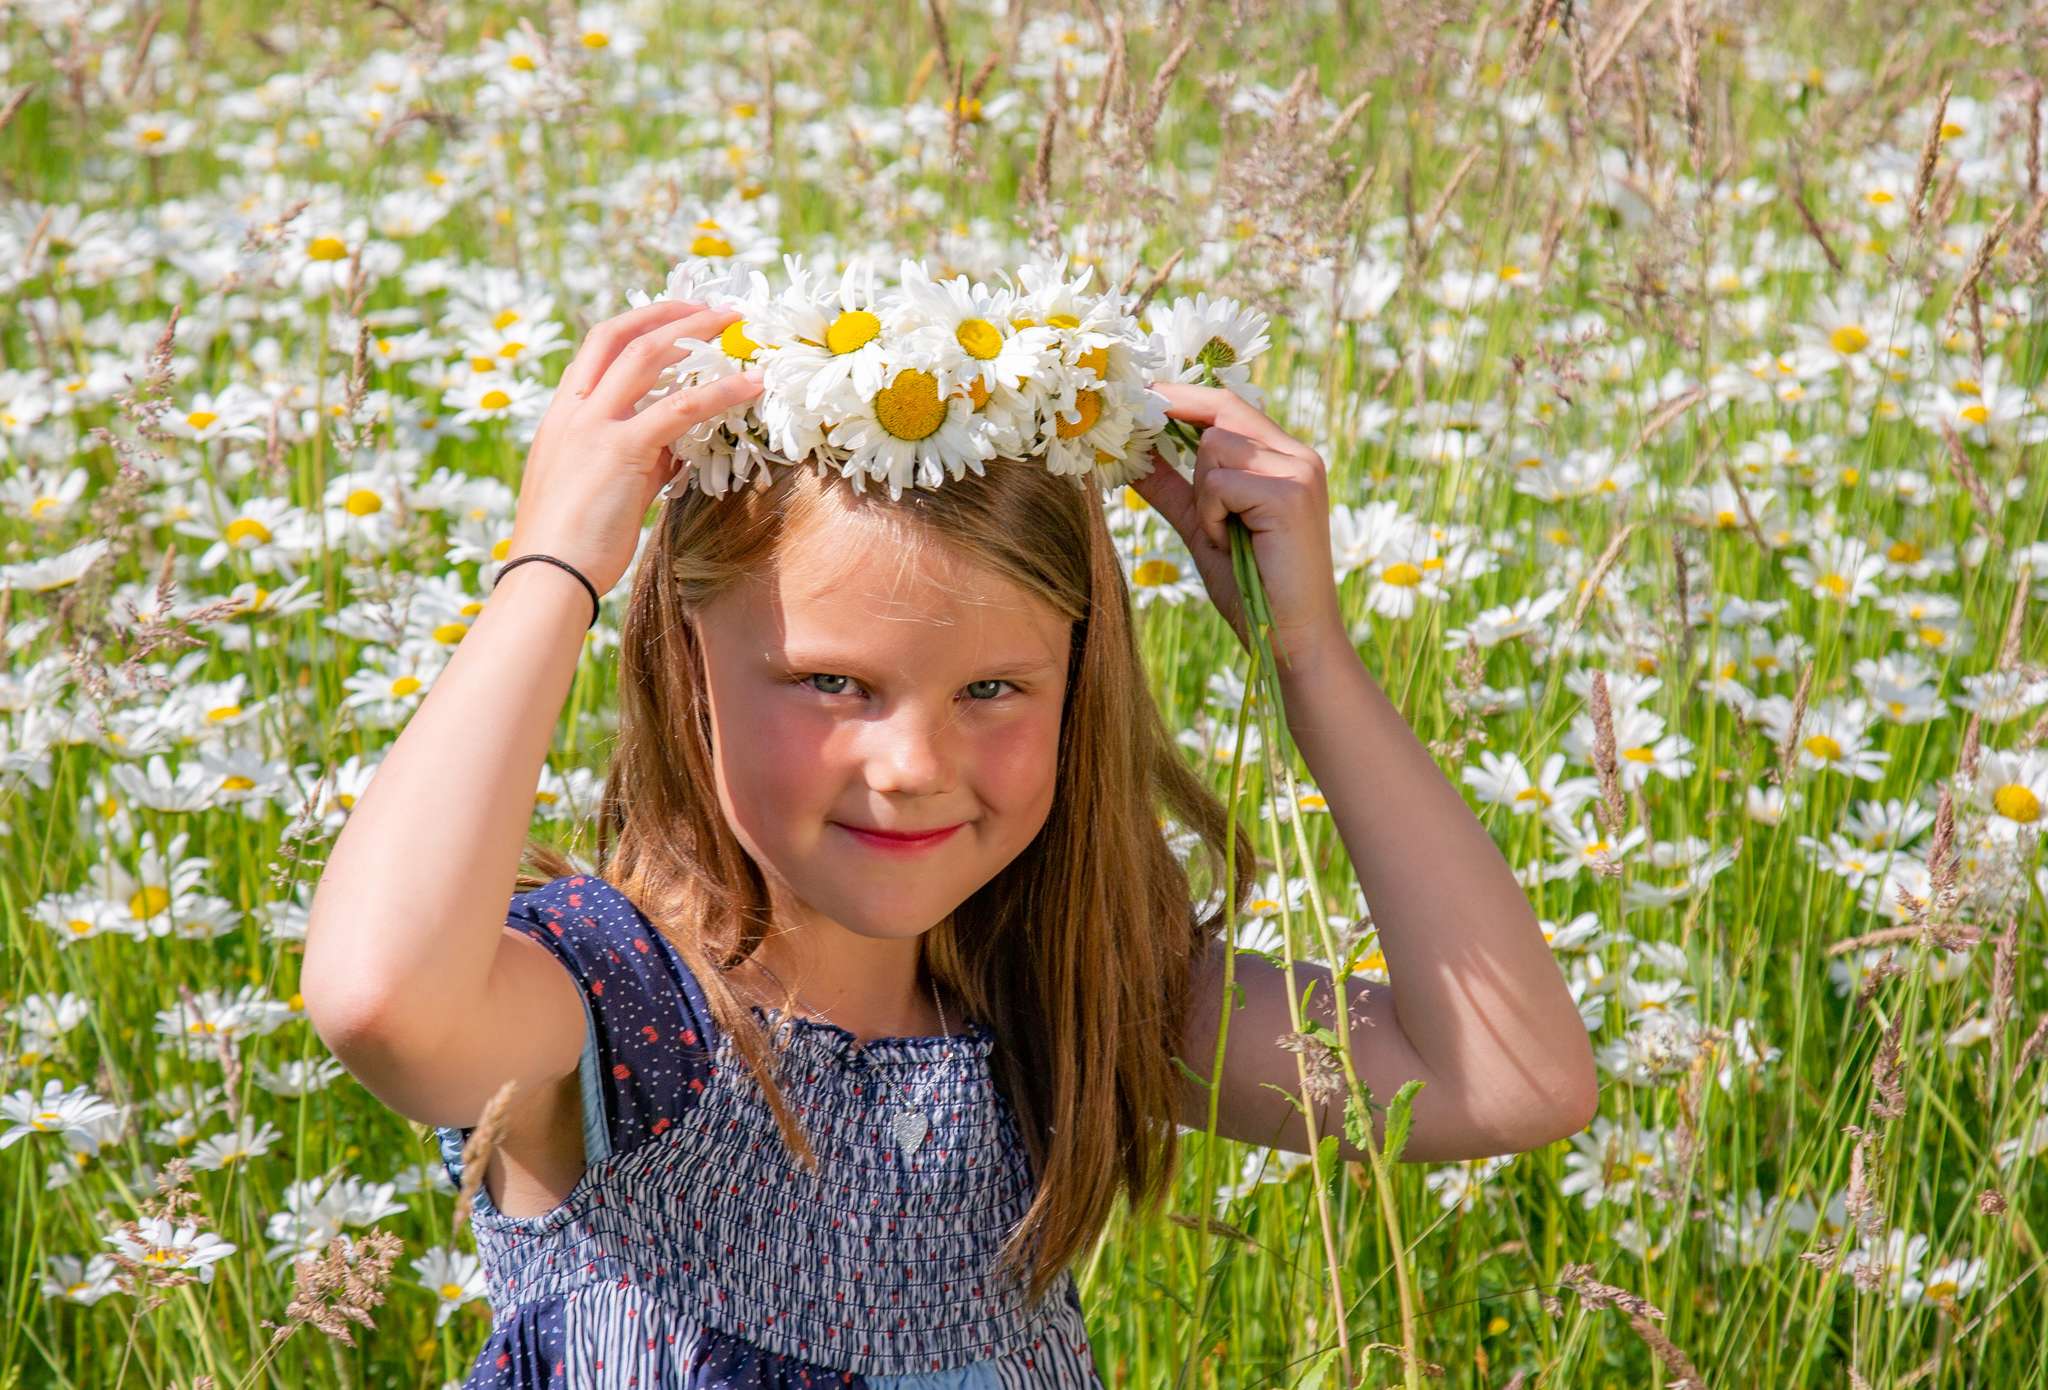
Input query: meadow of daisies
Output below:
<box><xmin>4</xmin><ymin>0</ymin><xmax>2047</xmax><ymax>1385</ymax></box>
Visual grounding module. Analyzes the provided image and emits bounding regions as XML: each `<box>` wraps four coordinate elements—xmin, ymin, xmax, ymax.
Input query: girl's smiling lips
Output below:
<box><xmin>832</xmin><ymin>821</ymin><xmax>966</xmax><ymax>851</ymax></box>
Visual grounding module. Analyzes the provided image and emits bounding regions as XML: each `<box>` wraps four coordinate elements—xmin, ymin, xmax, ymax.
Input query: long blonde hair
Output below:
<box><xmin>517</xmin><ymin>458</ymin><xmax>1254</xmax><ymax>1302</ymax></box>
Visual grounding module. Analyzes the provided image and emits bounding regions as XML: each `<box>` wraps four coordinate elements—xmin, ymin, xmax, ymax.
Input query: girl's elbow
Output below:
<box><xmin>1523</xmin><ymin>1062</ymin><xmax>1600</xmax><ymax>1150</ymax></box>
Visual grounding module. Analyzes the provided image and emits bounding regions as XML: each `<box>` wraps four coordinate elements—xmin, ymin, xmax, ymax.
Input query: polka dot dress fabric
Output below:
<box><xmin>434</xmin><ymin>874</ymin><xmax>1102</xmax><ymax>1388</ymax></box>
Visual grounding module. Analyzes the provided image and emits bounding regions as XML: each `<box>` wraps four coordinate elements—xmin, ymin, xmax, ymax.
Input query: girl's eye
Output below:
<box><xmin>799</xmin><ymin>675</ymin><xmax>1015</xmax><ymax>701</ymax></box>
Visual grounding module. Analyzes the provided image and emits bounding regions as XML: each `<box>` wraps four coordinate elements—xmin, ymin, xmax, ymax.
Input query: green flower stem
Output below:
<box><xmin>1164</xmin><ymin>406</ymin><xmax>1421</xmax><ymax>1387</ymax></box>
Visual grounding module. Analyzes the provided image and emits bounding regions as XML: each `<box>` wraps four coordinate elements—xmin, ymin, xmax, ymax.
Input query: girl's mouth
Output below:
<box><xmin>832</xmin><ymin>821</ymin><xmax>964</xmax><ymax>851</ymax></box>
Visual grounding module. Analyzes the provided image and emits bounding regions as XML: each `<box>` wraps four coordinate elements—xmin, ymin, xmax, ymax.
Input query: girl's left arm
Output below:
<box><xmin>1133</xmin><ymin>382</ymin><xmax>1599</xmax><ymax>1164</ymax></box>
<box><xmin>1176</xmin><ymin>637</ymin><xmax>1600</xmax><ymax>1163</ymax></box>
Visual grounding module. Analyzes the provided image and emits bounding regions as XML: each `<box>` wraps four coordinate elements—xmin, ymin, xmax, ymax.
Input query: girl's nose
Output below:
<box><xmin>863</xmin><ymin>701</ymin><xmax>956</xmax><ymax>797</ymax></box>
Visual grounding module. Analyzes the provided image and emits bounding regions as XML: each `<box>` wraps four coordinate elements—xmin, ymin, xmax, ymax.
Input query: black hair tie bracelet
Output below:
<box><xmin>493</xmin><ymin>553</ymin><xmax>602</xmax><ymax>631</ymax></box>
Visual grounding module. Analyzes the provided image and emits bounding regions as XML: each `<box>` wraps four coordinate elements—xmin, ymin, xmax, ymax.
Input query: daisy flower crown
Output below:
<box><xmin>629</xmin><ymin>254</ymin><xmax>1272</xmax><ymax>502</ymax></box>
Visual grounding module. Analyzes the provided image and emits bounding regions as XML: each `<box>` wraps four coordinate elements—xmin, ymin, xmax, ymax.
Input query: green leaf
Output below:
<box><xmin>1299</xmin><ymin>1016</ymin><xmax>1341</xmax><ymax>1048</ymax></box>
<box><xmin>1382</xmin><ymin>1077</ymin><xmax>1426</xmax><ymax>1165</ymax></box>
<box><xmin>1287</xmin><ymin>1347</ymin><xmax>1341</xmax><ymax>1389</ymax></box>
<box><xmin>1343</xmin><ymin>1092</ymin><xmax>1374</xmax><ymax>1154</ymax></box>
<box><xmin>1170</xmin><ymin>1054</ymin><xmax>1214</xmax><ymax>1093</ymax></box>
<box><xmin>1259</xmin><ymin>1080</ymin><xmax>1309</xmax><ymax>1116</ymax></box>
<box><xmin>1316</xmin><ymin>1132</ymin><xmax>1340</xmax><ymax>1174</ymax></box>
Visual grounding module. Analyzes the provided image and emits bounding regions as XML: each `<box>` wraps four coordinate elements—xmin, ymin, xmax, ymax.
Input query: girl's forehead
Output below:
<box><xmin>773</xmin><ymin>509</ymin><xmax>1002</xmax><ymax>607</ymax></box>
<box><xmin>737</xmin><ymin>509</ymin><xmax>1069</xmax><ymax>651</ymax></box>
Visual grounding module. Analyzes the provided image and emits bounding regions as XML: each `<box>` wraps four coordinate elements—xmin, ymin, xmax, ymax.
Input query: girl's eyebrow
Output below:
<box><xmin>774</xmin><ymin>650</ymin><xmax>1057</xmax><ymax>679</ymax></box>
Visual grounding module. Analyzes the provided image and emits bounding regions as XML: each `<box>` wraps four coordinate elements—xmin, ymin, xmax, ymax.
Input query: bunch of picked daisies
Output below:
<box><xmin>627</xmin><ymin>255</ymin><xmax>1271</xmax><ymax>501</ymax></box>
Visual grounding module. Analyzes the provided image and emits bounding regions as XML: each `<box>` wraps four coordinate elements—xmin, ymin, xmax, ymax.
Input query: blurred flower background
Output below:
<box><xmin>2</xmin><ymin>0</ymin><xmax>2045</xmax><ymax>1386</ymax></box>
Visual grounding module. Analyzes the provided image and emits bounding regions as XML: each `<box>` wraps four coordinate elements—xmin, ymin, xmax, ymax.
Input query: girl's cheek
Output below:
<box><xmin>976</xmin><ymin>708</ymin><xmax>1062</xmax><ymax>811</ymax></box>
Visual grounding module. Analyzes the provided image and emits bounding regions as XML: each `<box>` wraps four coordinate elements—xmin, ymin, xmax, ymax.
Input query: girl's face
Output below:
<box><xmin>695</xmin><ymin>505</ymin><xmax>1073</xmax><ymax>949</ymax></box>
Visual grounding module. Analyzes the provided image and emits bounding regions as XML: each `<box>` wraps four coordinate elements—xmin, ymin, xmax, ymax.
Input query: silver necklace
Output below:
<box><xmin>743</xmin><ymin>963</ymin><xmax>962</xmax><ymax>1158</ymax></box>
<box><xmin>885</xmin><ymin>974</ymin><xmax>961</xmax><ymax>1159</ymax></box>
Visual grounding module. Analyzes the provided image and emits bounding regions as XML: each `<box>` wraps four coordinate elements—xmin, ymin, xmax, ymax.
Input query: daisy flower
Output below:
<box><xmin>1972</xmin><ymin>747</ymin><xmax>2048</xmax><ymax>841</ymax></box>
<box><xmin>1840</xmin><ymin>1228</ymin><xmax>1930</xmax><ymax>1303</ymax></box>
<box><xmin>413</xmin><ymin>1246</ymin><xmax>490</xmax><ymax>1326</ymax></box>
<box><xmin>1559</xmin><ymin>1116</ymin><xmax>1667</xmax><ymax>1209</ymax></box>
<box><xmin>1754</xmin><ymin>695</ymin><xmax>1890</xmax><ymax>781</ymax></box>
<box><xmin>41</xmin><ymin>1253</ymin><xmax>122</xmax><ymax>1306</ymax></box>
<box><xmin>442</xmin><ymin>373</ymin><xmax>550</xmax><ymax>430</ymax></box>
<box><xmin>0</xmin><ymin>464</ymin><xmax>90</xmax><ymax>527</ymax></box>
<box><xmin>892</xmin><ymin>258</ymin><xmax>1057</xmax><ymax>404</ymax></box>
<box><xmin>115</xmin><ymin>111</ymin><xmax>199</xmax><ymax>157</ymax></box>
<box><xmin>827</xmin><ymin>352</ymin><xmax>997</xmax><ymax>500</ymax></box>
<box><xmin>1906</xmin><ymin>1255</ymin><xmax>1986</xmax><ymax>1307</ymax></box>
<box><xmin>568</xmin><ymin>4</ymin><xmax>645</xmax><ymax>59</ymax></box>
<box><xmin>188</xmin><ymin>1118</ymin><xmax>285</xmax><ymax>1172</ymax></box>
<box><xmin>1124</xmin><ymin>544</ymin><xmax>1207</xmax><ymax>608</ymax></box>
<box><xmin>1461</xmin><ymin>750</ymin><xmax>1599</xmax><ymax>818</ymax></box>
<box><xmin>1952</xmin><ymin>667</ymin><xmax>2048</xmax><ymax>723</ymax></box>
<box><xmin>1150</xmin><ymin>291</ymin><xmax>1271</xmax><ymax>406</ymax></box>
<box><xmin>1541</xmin><ymin>812</ymin><xmax>1649</xmax><ymax>880</ymax></box>
<box><xmin>162</xmin><ymin>385</ymin><xmax>270</xmax><ymax>445</ymax></box>
<box><xmin>176</xmin><ymin>492</ymin><xmax>314</xmax><ymax>576</ymax></box>
<box><xmin>1783</xmin><ymin>535</ymin><xmax>1886</xmax><ymax>606</ymax></box>
<box><xmin>755</xmin><ymin>259</ymin><xmax>896</xmax><ymax>411</ymax></box>
<box><xmin>1</xmin><ymin>1081</ymin><xmax>122</xmax><ymax>1153</ymax></box>
<box><xmin>104</xmin><ymin>1217</ymin><xmax>239</xmax><ymax>1284</ymax></box>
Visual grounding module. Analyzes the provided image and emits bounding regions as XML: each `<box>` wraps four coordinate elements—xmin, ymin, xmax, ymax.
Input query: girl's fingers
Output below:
<box><xmin>585</xmin><ymin>308</ymin><xmax>741</xmax><ymax>419</ymax></box>
<box><xmin>1151</xmin><ymin>380</ymin><xmax>1319</xmax><ymax>463</ymax></box>
<box><xmin>619</xmin><ymin>368</ymin><xmax>765</xmax><ymax>454</ymax></box>
<box><xmin>557</xmin><ymin>299</ymin><xmax>708</xmax><ymax>400</ymax></box>
<box><xmin>1195</xmin><ymin>462</ymin><xmax>1294</xmax><ymax>550</ymax></box>
<box><xmin>1128</xmin><ymin>447</ymin><xmax>1202</xmax><ymax>544</ymax></box>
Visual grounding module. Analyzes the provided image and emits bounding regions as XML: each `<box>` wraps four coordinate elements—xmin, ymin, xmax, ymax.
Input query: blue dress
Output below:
<box><xmin>435</xmin><ymin>873</ymin><xmax>1102</xmax><ymax>1388</ymax></box>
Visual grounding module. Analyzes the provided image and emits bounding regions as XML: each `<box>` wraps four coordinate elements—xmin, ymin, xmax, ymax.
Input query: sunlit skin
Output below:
<box><xmin>694</xmin><ymin>495</ymin><xmax>1072</xmax><ymax>1041</ymax></box>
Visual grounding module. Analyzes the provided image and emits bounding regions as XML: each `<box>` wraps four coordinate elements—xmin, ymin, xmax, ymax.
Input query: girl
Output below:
<box><xmin>305</xmin><ymin>281</ymin><xmax>1596</xmax><ymax>1388</ymax></box>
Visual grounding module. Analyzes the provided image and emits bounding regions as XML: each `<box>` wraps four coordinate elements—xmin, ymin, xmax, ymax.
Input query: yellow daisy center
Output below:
<box><xmin>1076</xmin><ymin>345</ymin><xmax>1110</xmax><ymax>379</ymax></box>
<box><xmin>346</xmin><ymin>489</ymin><xmax>383</xmax><ymax>516</ymax></box>
<box><xmin>720</xmin><ymin>320</ymin><xmax>759</xmax><ymax>361</ymax></box>
<box><xmin>186</xmin><ymin>410</ymin><xmax>218</xmax><ymax>430</ymax></box>
<box><xmin>390</xmin><ymin>675</ymin><xmax>422</xmax><ymax>697</ymax></box>
<box><xmin>689</xmin><ymin>233</ymin><xmax>734</xmax><ymax>257</ymax></box>
<box><xmin>306</xmin><ymin>236</ymin><xmax>348</xmax><ymax>261</ymax></box>
<box><xmin>478</xmin><ymin>389</ymin><xmax>512</xmax><ymax>411</ymax></box>
<box><xmin>1828</xmin><ymin>325</ymin><xmax>1869</xmax><ymax>354</ymax></box>
<box><xmin>955</xmin><ymin>318</ymin><xmax>1002</xmax><ymax>360</ymax></box>
<box><xmin>581</xmin><ymin>30</ymin><xmax>610</xmax><ymax>47</ymax></box>
<box><xmin>1382</xmin><ymin>561</ymin><xmax>1423</xmax><ymax>587</ymax></box>
<box><xmin>1056</xmin><ymin>389</ymin><xmax>1102</xmax><ymax>439</ymax></box>
<box><xmin>1132</xmin><ymin>559</ymin><xmax>1181</xmax><ymax>586</ymax></box>
<box><xmin>1622</xmin><ymin>746</ymin><xmax>1656</xmax><ymax>763</ymax></box>
<box><xmin>1803</xmin><ymin>733</ymin><xmax>1843</xmax><ymax>761</ymax></box>
<box><xmin>1959</xmin><ymin>403</ymin><xmax>1989</xmax><ymax>425</ymax></box>
<box><xmin>131</xmin><ymin>885</ymin><xmax>171</xmax><ymax>919</ymax></box>
<box><xmin>873</xmin><ymin>369</ymin><xmax>947</xmax><ymax>441</ymax></box>
<box><xmin>1992</xmin><ymin>784</ymin><xmax>2041</xmax><ymax>823</ymax></box>
<box><xmin>826</xmin><ymin>309</ymin><xmax>882</xmax><ymax>355</ymax></box>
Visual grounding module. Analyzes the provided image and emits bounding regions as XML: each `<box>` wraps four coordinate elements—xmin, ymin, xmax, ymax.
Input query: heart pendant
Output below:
<box><xmin>891</xmin><ymin>1109</ymin><xmax>929</xmax><ymax>1156</ymax></box>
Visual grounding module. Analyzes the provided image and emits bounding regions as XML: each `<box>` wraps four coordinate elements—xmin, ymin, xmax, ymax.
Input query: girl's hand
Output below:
<box><xmin>1130</xmin><ymin>382</ymin><xmax>1348</xmax><ymax>670</ymax></box>
<box><xmin>504</xmin><ymin>300</ymin><xmax>765</xmax><ymax>596</ymax></box>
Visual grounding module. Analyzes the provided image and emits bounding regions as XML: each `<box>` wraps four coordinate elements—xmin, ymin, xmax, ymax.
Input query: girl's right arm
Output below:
<box><xmin>301</xmin><ymin>299</ymin><xmax>761</xmax><ymax>1131</ymax></box>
